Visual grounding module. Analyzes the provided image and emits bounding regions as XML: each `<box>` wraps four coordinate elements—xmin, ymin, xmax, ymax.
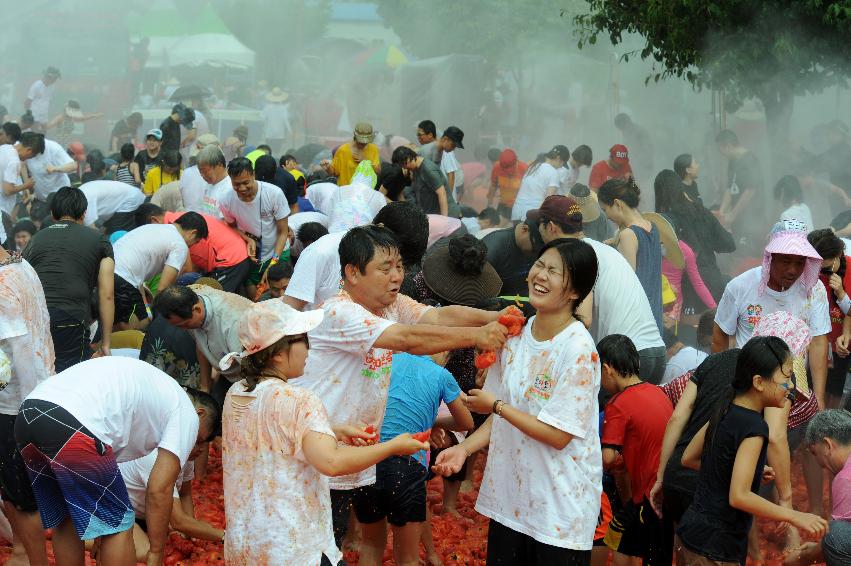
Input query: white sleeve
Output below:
<box><xmin>285</xmin><ymin>244</ymin><xmax>324</xmax><ymax>304</ymax></box>
<box><xmin>714</xmin><ymin>282</ymin><xmax>740</xmax><ymax>336</ymax></box>
<box><xmin>546</xmin><ymin>167</ymin><xmax>560</xmax><ymax>188</ymax></box>
<box><xmin>309</xmin><ymin>300</ymin><xmax>395</xmax><ymax>356</ymax></box>
<box><xmin>158</xmin><ymin>406</ymin><xmax>199</xmax><ymax>468</ymax></box>
<box><xmin>51</xmin><ymin>142</ymin><xmax>74</xmax><ymax>167</ymax></box>
<box><xmin>4</xmin><ymin>161</ymin><xmax>20</xmax><ymax>185</ymax></box>
<box><xmin>218</xmin><ymin>194</ymin><xmax>236</xmax><ymax>224</ymax></box>
<box><xmin>164</xmin><ymin>239</ymin><xmax>189</xmax><ymax>272</ymax></box>
<box><xmin>83</xmin><ymin>194</ymin><xmax>98</xmax><ymax>226</ymax></box>
<box><xmin>26</xmin><ymin>82</ymin><xmax>38</xmax><ymax>100</ymax></box>
<box><xmin>809</xmin><ymin>282</ymin><xmax>832</xmax><ymax>337</ymax></box>
<box><xmin>272</xmin><ymin>188</ymin><xmax>289</xmax><ymax>220</ymax></box>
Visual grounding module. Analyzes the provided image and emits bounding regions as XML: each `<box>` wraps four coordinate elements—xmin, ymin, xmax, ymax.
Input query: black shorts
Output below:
<box><xmin>211</xmin><ymin>258</ymin><xmax>252</xmax><ymax>293</ymax></box>
<box><xmin>604</xmin><ymin>497</ymin><xmax>673</xmax><ymax>564</ymax></box>
<box><xmin>662</xmin><ymin>487</ymin><xmax>693</xmax><ymax>526</ymax></box>
<box><xmin>114</xmin><ymin>275</ymin><xmax>148</xmax><ymax>324</ymax></box>
<box><xmin>486</xmin><ymin>518</ymin><xmax>591</xmax><ymax>566</ymax></box>
<box><xmin>827</xmin><ymin>353</ymin><xmax>851</xmax><ymax>397</ymax></box>
<box><xmin>352</xmin><ymin>455</ymin><xmax>428</xmax><ymax>527</ymax></box>
<box><xmin>0</xmin><ymin>413</ymin><xmax>38</xmax><ymax>512</ymax></box>
<box><xmin>48</xmin><ymin>307</ymin><xmax>92</xmax><ymax>373</ymax></box>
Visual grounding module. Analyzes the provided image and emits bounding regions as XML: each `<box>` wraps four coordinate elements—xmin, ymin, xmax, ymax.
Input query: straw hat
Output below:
<box><xmin>265</xmin><ymin>87</ymin><xmax>289</xmax><ymax>103</ymax></box>
<box><xmin>353</xmin><ymin>122</ymin><xmax>375</xmax><ymax>144</ymax></box>
<box><xmin>569</xmin><ymin>183</ymin><xmax>600</xmax><ymax>223</ymax></box>
<box><xmin>422</xmin><ymin>235</ymin><xmax>502</xmax><ymax>306</ymax></box>
<box><xmin>643</xmin><ymin>212</ymin><xmax>685</xmax><ymax>270</ymax></box>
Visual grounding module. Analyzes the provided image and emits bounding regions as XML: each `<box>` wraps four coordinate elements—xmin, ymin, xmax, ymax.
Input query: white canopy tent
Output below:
<box><xmin>147</xmin><ymin>33</ymin><xmax>255</xmax><ymax>69</ymax></box>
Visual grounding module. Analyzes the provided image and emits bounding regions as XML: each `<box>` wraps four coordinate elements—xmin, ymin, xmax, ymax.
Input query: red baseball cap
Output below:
<box><xmin>610</xmin><ymin>144</ymin><xmax>629</xmax><ymax>165</ymax></box>
<box><xmin>498</xmin><ymin>148</ymin><xmax>517</xmax><ymax>169</ymax></box>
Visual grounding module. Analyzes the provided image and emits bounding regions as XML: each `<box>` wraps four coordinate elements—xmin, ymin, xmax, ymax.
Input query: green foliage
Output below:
<box><xmin>575</xmin><ymin>0</ymin><xmax>851</xmax><ymax>109</ymax></box>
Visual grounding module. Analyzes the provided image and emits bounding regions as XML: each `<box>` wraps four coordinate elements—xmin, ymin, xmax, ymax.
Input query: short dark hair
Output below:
<box><xmin>267</xmin><ymin>262</ymin><xmax>294</xmax><ymax>281</ymax></box>
<box><xmin>572</xmin><ymin>144</ymin><xmax>593</xmax><ymax>167</ymax></box>
<box><xmin>2</xmin><ymin>122</ymin><xmax>21</xmax><ymax>143</ymax></box>
<box><xmin>808</xmin><ymin>228</ymin><xmax>845</xmax><ymax>260</ymax></box>
<box><xmin>339</xmin><ymin>224</ymin><xmax>399</xmax><ymax>279</ymax></box>
<box><xmin>50</xmin><ymin>186</ymin><xmax>87</xmax><ymax>220</ymax></box>
<box><xmin>119</xmin><ymin>142</ymin><xmax>135</xmax><ymax>162</ymax></box>
<box><xmin>13</xmin><ymin>219</ymin><xmax>37</xmax><ymax>236</ymax></box>
<box><xmin>697</xmin><ymin>309</ymin><xmax>716</xmax><ymax>349</ymax></box>
<box><xmin>373</xmin><ymin>201</ymin><xmax>429</xmax><ymax>268</ymax></box>
<box><xmin>253</xmin><ymin>154</ymin><xmax>277</xmax><ymax>183</ymax></box>
<box><xmin>478</xmin><ymin>207</ymin><xmax>500</xmax><ymax>226</ymax></box>
<box><xmin>173</xmin><ymin>211</ymin><xmax>209</xmax><ymax>240</ymax></box>
<box><xmin>673</xmin><ymin>153</ymin><xmax>693</xmax><ymax>179</ymax></box>
<box><xmin>391</xmin><ymin>146</ymin><xmax>418</xmax><ymax>166</ymax></box>
<box><xmin>487</xmin><ymin>148</ymin><xmax>501</xmax><ymax>163</ymax></box>
<box><xmin>418</xmin><ymin>120</ymin><xmax>436</xmax><ymax>137</ymax></box>
<box><xmin>297</xmin><ymin>222</ymin><xmax>329</xmax><ymax>248</ymax></box>
<box><xmin>280</xmin><ymin>154</ymin><xmax>297</xmax><ymax>166</ymax></box>
<box><xmin>19</xmin><ymin>132</ymin><xmax>45</xmax><ymax>155</ymax></box>
<box><xmin>597</xmin><ymin>334</ymin><xmax>641</xmax><ymax>377</ymax></box>
<box><xmin>256</xmin><ymin>144</ymin><xmax>272</xmax><ymax>154</ymax></box>
<box><xmin>773</xmin><ymin>175</ymin><xmax>802</xmax><ymax>206</ymax></box>
<box><xmin>227</xmin><ymin>157</ymin><xmax>254</xmax><ymax>178</ymax></box>
<box><xmin>184</xmin><ymin>387</ymin><xmax>222</xmax><ymax>441</ymax></box>
<box><xmin>715</xmin><ymin>129</ymin><xmax>739</xmax><ymax>146</ymax></box>
<box><xmin>134</xmin><ymin>202</ymin><xmax>165</xmax><ymax>227</ymax></box>
<box><xmin>152</xmin><ymin>285</ymin><xmax>199</xmax><ymax>319</ymax></box>
<box><xmin>161</xmin><ymin>149</ymin><xmax>182</xmax><ymax>169</ymax></box>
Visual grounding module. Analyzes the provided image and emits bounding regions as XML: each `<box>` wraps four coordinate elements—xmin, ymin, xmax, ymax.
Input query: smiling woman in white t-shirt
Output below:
<box><xmin>434</xmin><ymin>238</ymin><xmax>603</xmax><ymax>564</ymax></box>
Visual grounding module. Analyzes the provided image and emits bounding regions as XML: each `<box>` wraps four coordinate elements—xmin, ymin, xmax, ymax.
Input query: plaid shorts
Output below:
<box><xmin>15</xmin><ymin>399</ymin><xmax>135</xmax><ymax>540</ymax></box>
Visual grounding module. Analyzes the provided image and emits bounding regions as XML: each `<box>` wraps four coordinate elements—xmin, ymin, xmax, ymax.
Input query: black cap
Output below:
<box><xmin>546</xmin><ymin>144</ymin><xmax>570</xmax><ymax>163</ymax></box>
<box><xmin>443</xmin><ymin>126</ymin><xmax>464</xmax><ymax>149</ymax></box>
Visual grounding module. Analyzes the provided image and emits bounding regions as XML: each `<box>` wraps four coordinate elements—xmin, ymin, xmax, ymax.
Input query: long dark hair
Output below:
<box><xmin>535</xmin><ymin>238</ymin><xmax>598</xmax><ymax>321</ymax></box>
<box><xmin>705</xmin><ymin>336</ymin><xmax>791</xmax><ymax>448</ymax></box>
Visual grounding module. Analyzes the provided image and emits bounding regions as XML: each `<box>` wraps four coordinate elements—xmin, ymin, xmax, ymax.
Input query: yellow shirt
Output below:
<box><xmin>143</xmin><ymin>167</ymin><xmax>181</xmax><ymax>196</ymax></box>
<box><xmin>331</xmin><ymin>143</ymin><xmax>380</xmax><ymax>185</ymax></box>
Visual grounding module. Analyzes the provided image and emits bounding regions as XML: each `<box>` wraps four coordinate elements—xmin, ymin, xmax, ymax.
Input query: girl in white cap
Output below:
<box><xmin>220</xmin><ymin>300</ymin><xmax>427</xmax><ymax>565</ymax></box>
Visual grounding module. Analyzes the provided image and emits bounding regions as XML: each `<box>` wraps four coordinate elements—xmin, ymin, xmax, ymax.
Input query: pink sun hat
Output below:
<box><xmin>759</xmin><ymin>219</ymin><xmax>822</xmax><ymax>297</ymax></box>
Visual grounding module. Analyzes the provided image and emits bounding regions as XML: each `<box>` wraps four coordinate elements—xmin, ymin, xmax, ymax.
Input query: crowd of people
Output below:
<box><xmin>3</xmin><ymin>69</ymin><xmax>851</xmax><ymax>566</ymax></box>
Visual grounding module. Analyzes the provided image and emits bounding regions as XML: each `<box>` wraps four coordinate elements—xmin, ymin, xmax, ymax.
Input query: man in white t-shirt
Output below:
<box><xmin>18</xmin><ymin>133</ymin><xmax>75</xmax><ymax>222</ymax></box>
<box><xmin>117</xmin><ymin>450</ymin><xmax>223</xmax><ymax>562</ymax></box>
<box><xmin>181</xmin><ymin>144</ymin><xmax>230</xmax><ymax>219</ymax></box>
<box><xmin>25</xmin><ymin>67</ymin><xmax>60</xmax><ymax>127</ymax></box>
<box><xmin>17</xmin><ymin>357</ymin><xmax>219</xmax><ymax>566</ymax></box>
<box><xmin>218</xmin><ymin>156</ymin><xmax>290</xmax><ymax>299</ymax></box>
<box><xmin>528</xmin><ymin>194</ymin><xmax>667</xmax><ymax>383</ymax></box>
<box><xmin>0</xmin><ymin>123</ymin><xmax>24</xmax><ymax>218</ymax></box>
<box><xmin>80</xmin><ymin>180</ymin><xmax>145</xmax><ymax>234</ymax></box>
<box><xmin>0</xmin><ymin>245</ymin><xmax>55</xmax><ymax>566</ymax></box>
<box><xmin>439</xmin><ymin>126</ymin><xmax>466</xmax><ymax>200</ymax></box>
<box><xmin>291</xmin><ymin>223</ymin><xmax>510</xmax><ymax>550</ymax></box>
<box><xmin>713</xmin><ymin>221</ymin><xmax>830</xmax><ymax>406</ymax></box>
<box><xmin>113</xmin><ymin>213</ymin><xmax>208</xmax><ymax>330</ymax></box>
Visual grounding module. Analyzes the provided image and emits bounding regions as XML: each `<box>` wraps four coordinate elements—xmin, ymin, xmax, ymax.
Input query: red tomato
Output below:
<box><xmin>474</xmin><ymin>351</ymin><xmax>497</xmax><ymax>369</ymax></box>
<box><xmin>411</xmin><ymin>429</ymin><xmax>431</xmax><ymax>443</ymax></box>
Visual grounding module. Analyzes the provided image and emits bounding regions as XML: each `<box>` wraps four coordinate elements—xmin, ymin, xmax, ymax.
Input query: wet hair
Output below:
<box><xmin>808</xmin><ymin>228</ymin><xmax>844</xmax><ymax>260</ymax></box>
<box><xmin>152</xmin><ymin>285</ymin><xmax>199</xmax><ymax>320</ymax></box>
<box><xmin>13</xmin><ymin>219</ymin><xmax>37</xmax><ymax>237</ymax></box>
<box><xmin>377</xmin><ymin>162</ymin><xmax>410</xmax><ymax>199</ymax></box>
<box><xmin>297</xmin><ymin>222</ymin><xmax>329</xmax><ymax>248</ymax></box>
<box><xmin>2</xmin><ymin>122</ymin><xmax>21</xmax><ymax>143</ymax></box>
<box><xmin>50</xmin><ymin>186</ymin><xmax>87</xmax><ymax>220</ymax></box>
<box><xmin>614</xmin><ymin>113</ymin><xmax>632</xmax><ymax>129</ymax></box>
<box><xmin>86</xmin><ymin>150</ymin><xmax>106</xmax><ymax>177</ymax></box>
<box><xmin>227</xmin><ymin>156</ymin><xmax>254</xmax><ymax>178</ymax></box>
<box><xmin>161</xmin><ymin>150</ymin><xmax>182</xmax><ymax>170</ymax></box>
<box><xmin>478</xmin><ymin>207</ymin><xmax>500</xmax><ymax>226</ymax></box>
<box><xmin>239</xmin><ymin>335</ymin><xmax>293</xmax><ymax>393</ymax></box>
<box><xmin>598</xmin><ymin>177</ymin><xmax>641</xmax><ymax>209</ymax></box>
<box><xmin>447</xmin><ymin>234</ymin><xmax>488</xmax><ymax>276</ymax></box>
<box><xmin>391</xmin><ymin>145</ymin><xmax>418</xmax><ymax>166</ymax></box>
<box><xmin>534</xmin><ymin>238</ymin><xmax>598</xmax><ymax>319</ymax></box>
<box><xmin>773</xmin><ymin>175</ymin><xmax>803</xmax><ymax>206</ymax></box>
<box><xmin>697</xmin><ymin>309</ymin><xmax>716</xmax><ymax>349</ymax></box>
<box><xmin>254</xmin><ymin>154</ymin><xmax>278</xmax><ymax>183</ymax></box>
<box><xmin>119</xmin><ymin>142</ymin><xmax>135</xmax><ymax>162</ymax></box>
<box><xmin>197</xmin><ymin>145</ymin><xmax>226</xmax><ymax>168</ymax></box>
<box><xmin>654</xmin><ymin>169</ymin><xmax>688</xmax><ymax>214</ymax></box>
<box><xmin>339</xmin><ymin>224</ymin><xmax>400</xmax><ymax>279</ymax></box>
<box><xmin>831</xmin><ymin>210</ymin><xmax>851</xmax><ymax>232</ymax></box>
<box><xmin>662</xmin><ymin>327</ymin><xmax>680</xmax><ymax>349</ymax></box>
<box><xmin>417</xmin><ymin>120</ymin><xmax>436</xmax><ymax>137</ymax></box>
<box><xmin>674</xmin><ymin>154</ymin><xmax>693</xmax><ymax>179</ymax></box>
<box><xmin>256</xmin><ymin>144</ymin><xmax>272</xmax><ymax>155</ymax></box>
<box><xmin>20</xmin><ymin>110</ymin><xmax>34</xmax><ymax>128</ymax></box>
<box><xmin>373</xmin><ymin>201</ymin><xmax>429</xmax><ymax>268</ymax></box>
<box><xmin>804</xmin><ymin>409</ymin><xmax>851</xmax><ymax>447</ymax></box>
<box><xmin>267</xmin><ymin>261</ymin><xmax>293</xmax><ymax>281</ymax></box>
<box><xmin>19</xmin><ymin>132</ymin><xmax>45</xmax><ymax>155</ymax></box>
<box><xmin>173</xmin><ymin>211</ymin><xmax>209</xmax><ymax>240</ymax></box>
<box><xmin>134</xmin><ymin>203</ymin><xmax>165</xmax><ymax>227</ymax></box>
<box><xmin>715</xmin><ymin>129</ymin><xmax>739</xmax><ymax>146</ymax></box>
<box><xmin>184</xmin><ymin>387</ymin><xmax>221</xmax><ymax>441</ymax></box>
<box><xmin>597</xmin><ymin>334</ymin><xmax>640</xmax><ymax>377</ymax></box>
<box><xmin>572</xmin><ymin>144</ymin><xmax>593</xmax><ymax>167</ymax></box>
<box><xmin>706</xmin><ymin>336</ymin><xmax>790</xmax><ymax>447</ymax></box>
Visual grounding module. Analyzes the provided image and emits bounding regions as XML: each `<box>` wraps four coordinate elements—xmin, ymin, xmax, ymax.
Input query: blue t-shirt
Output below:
<box><xmin>380</xmin><ymin>353</ymin><xmax>462</xmax><ymax>467</ymax></box>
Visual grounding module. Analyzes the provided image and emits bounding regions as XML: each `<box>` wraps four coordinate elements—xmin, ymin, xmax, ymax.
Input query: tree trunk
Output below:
<box><xmin>757</xmin><ymin>88</ymin><xmax>795</xmax><ymax>181</ymax></box>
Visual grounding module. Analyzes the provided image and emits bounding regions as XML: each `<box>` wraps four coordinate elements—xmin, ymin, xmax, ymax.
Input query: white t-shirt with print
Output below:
<box><xmin>0</xmin><ymin>258</ymin><xmax>55</xmax><ymax>414</ymax></box>
<box><xmin>511</xmin><ymin>162</ymin><xmax>560</xmax><ymax>220</ymax></box>
<box><xmin>305</xmin><ymin>182</ymin><xmax>338</xmax><ymax>214</ymax></box>
<box><xmin>119</xmin><ymin>450</ymin><xmax>195</xmax><ymax>517</ymax></box>
<box><xmin>181</xmin><ymin>166</ymin><xmax>231</xmax><ymax>220</ymax></box>
<box><xmin>440</xmin><ymin>150</ymin><xmax>465</xmax><ymax>190</ymax></box>
<box><xmin>219</xmin><ymin>180</ymin><xmax>289</xmax><ymax>262</ymax></box>
<box><xmin>284</xmin><ymin>231</ymin><xmax>346</xmax><ymax>309</ymax></box>
<box><xmin>715</xmin><ymin>266</ymin><xmax>831</xmax><ymax>348</ymax></box>
<box><xmin>780</xmin><ymin>204</ymin><xmax>814</xmax><ymax>234</ymax></box>
<box><xmin>114</xmin><ymin>223</ymin><xmax>189</xmax><ymax>288</ymax></box>
<box><xmin>27</xmin><ymin>79</ymin><xmax>55</xmax><ymax>123</ymax></box>
<box><xmin>326</xmin><ymin>183</ymin><xmax>385</xmax><ymax>234</ymax></box>
<box><xmin>583</xmin><ymin>238</ymin><xmax>665</xmax><ymax>351</ymax></box>
<box><xmin>0</xmin><ymin>145</ymin><xmax>19</xmax><ymax>215</ymax></box>
<box><xmin>222</xmin><ymin>379</ymin><xmax>340</xmax><ymax>565</ymax></box>
<box><xmin>27</xmin><ymin>357</ymin><xmax>199</xmax><ymax>466</ymax></box>
<box><xmin>292</xmin><ymin>291</ymin><xmax>430</xmax><ymax>489</ymax></box>
<box><xmin>80</xmin><ymin>180</ymin><xmax>145</xmax><ymax>226</ymax></box>
<box><xmin>477</xmin><ymin>319</ymin><xmax>602</xmax><ymax>550</ymax></box>
<box><xmin>26</xmin><ymin>139</ymin><xmax>74</xmax><ymax>201</ymax></box>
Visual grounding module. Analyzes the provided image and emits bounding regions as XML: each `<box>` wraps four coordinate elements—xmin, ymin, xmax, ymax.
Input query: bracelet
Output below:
<box><xmin>492</xmin><ymin>400</ymin><xmax>506</xmax><ymax>416</ymax></box>
<box><xmin>222</xmin><ymin>529</ymin><xmax>226</xmax><ymax>542</ymax></box>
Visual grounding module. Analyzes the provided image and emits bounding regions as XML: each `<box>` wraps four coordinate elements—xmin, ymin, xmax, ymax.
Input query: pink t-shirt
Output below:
<box><xmin>661</xmin><ymin>240</ymin><xmax>717</xmax><ymax>320</ymax></box>
<box><xmin>164</xmin><ymin>211</ymin><xmax>248</xmax><ymax>272</ymax></box>
<box><xmin>832</xmin><ymin>455</ymin><xmax>851</xmax><ymax>521</ymax></box>
<box><xmin>427</xmin><ymin>214</ymin><xmax>463</xmax><ymax>249</ymax></box>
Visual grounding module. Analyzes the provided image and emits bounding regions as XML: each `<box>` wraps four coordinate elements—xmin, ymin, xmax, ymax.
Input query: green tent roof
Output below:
<box><xmin>127</xmin><ymin>4</ymin><xmax>229</xmax><ymax>37</ymax></box>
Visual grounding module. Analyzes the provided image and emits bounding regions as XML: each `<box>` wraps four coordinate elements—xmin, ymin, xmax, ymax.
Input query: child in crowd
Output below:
<box><xmin>220</xmin><ymin>300</ymin><xmax>427</xmax><ymax>565</ymax></box>
<box><xmin>12</xmin><ymin>219</ymin><xmax>37</xmax><ymax>252</ymax></box>
<box><xmin>676</xmin><ymin>336</ymin><xmax>828</xmax><ymax>565</ymax></box>
<box><xmin>598</xmin><ymin>334</ymin><xmax>674</xmax><ymax>564</ymax></box>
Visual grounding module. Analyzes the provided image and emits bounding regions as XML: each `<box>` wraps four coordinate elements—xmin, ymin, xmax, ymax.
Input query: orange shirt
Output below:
<box><xmin>164</xmin><ymin>212</ymin><xmax>248</xmax><ymax>272</ymax></box>
<box><xmin>490</xmin><ymin>160</ymin><xmax>528</xmax><ymax>206</ymax></box>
